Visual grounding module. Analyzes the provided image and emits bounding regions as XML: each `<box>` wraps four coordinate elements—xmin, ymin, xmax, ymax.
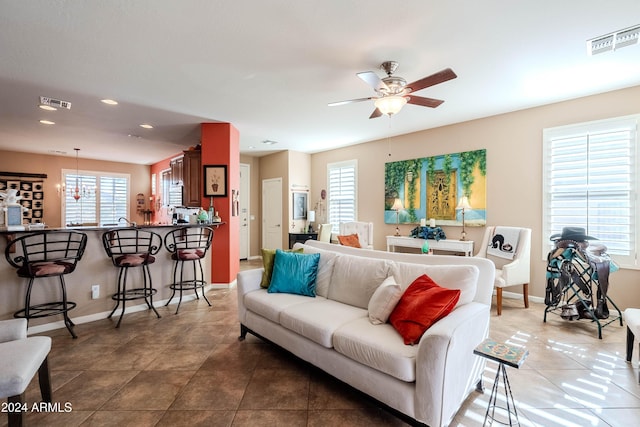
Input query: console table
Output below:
<box><xmin>289</xmin><ymin>232</ymin><xmax>318</xmax><ymax>249</ymax></box>
<box><xmin>386</xmin><ymin>235</ymin><xmax>474</xmax><ymax>256</ymax></box>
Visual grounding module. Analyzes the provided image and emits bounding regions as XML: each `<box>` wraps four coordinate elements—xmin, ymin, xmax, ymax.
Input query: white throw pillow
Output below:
<box><xmin>368</xmin><ymin>275</ymin><xmax>403</xmax><ymax>325</ymax></box>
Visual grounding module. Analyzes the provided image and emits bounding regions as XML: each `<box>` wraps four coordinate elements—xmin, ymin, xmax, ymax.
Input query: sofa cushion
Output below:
<box><xmin>280</xmin><ymin>299</ymin><xmax>367</xmax><ymax>348</ymax></box>
<box><xmin>268</xmin><ymin>250</ymin><xmax>320</xmax><ymax>297</ymax></box>
<box><xmin>244</xmin><ymin>289</ymin><xmax>325</xmax><ymax>324</ymax></box>
<box><xmin>260</xmin><ymin>248</ymin><xmax>304</xmax><ymax>288</ymax></box>
<box><xmin>390</xmin><ymin>274</ymin><xmax>461</xmax><ymax>345</ymax></box>
<box><xmin>337</xmin><ymin>233</ymin><xmax>361</xmax><ymax>248</ymax></box>
<box><xmin>390</xmin><ymin>262</ymin><xmax>478</xmax><ymax>307</ymax></box>
<box><xmin>328</xmin><ymin>255</ymin><xmax>392</xmax><ymax>309</ymax></box>
<box><xmin>368</xmin><ymin>275</ymin><xmax>403</xmax><ymax>325</ymax></box>
<box><xmin>333</xmin><ymin>317</ymin><xmax>418</xmax><ymax>382</ymax></box>
<box><xmin>291</xmin><ymin>244</ymin><xmax>339</xmax><ymax>298</ymax></box>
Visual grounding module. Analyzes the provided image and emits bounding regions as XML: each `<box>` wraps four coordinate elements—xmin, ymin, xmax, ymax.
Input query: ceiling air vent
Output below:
<box><xmin>587</xmin><ymin>24</ymin><xmax>640</xmax><ymax>55</ymax></box>
<box><xmin>39</xmin><ymin>96</ymin><xmax>72</xmax><ymax>109</ymax></box>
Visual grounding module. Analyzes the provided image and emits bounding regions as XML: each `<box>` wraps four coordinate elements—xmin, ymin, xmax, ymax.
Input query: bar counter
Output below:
<box><xmin>0</xmin><ymin>223</ymin><xmax>223</xmax><ymax>333</ymax></box>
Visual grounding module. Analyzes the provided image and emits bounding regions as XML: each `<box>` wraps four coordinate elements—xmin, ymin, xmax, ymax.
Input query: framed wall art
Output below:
<box><xmin>292</xmin><ymin>192</ymin><xmax>308</xmax><ymax>220</ymax></box>
<box><xmin>204</xmin><ymin>165</ymin><xmax>227</xmax><ymax>197</ymax></box>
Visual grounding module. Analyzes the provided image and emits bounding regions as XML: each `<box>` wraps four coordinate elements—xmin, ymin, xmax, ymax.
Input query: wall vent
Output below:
<box><xmin>39</xmin><ymin>96</ymin><xmax>72</xmax><ymax>109</ymax></box>
<box><xmin>587</xmin><ymin>24</ymin><xmax>640</xmax><ymax>55</ymax></box>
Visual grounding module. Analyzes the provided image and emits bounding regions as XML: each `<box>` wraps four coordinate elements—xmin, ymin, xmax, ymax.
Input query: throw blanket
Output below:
<box><xmin>487</xmin><ymin>227</ymin><xmax>519</xmax><ymax>260</ymax></box>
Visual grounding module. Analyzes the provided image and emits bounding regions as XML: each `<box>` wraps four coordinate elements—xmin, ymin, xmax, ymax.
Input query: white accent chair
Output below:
<box><xmin>339</xmin><ymin>221</ymin><xmax>374</xmax><ymax>249</ymax></box>
<box><xmin>0</xmin><ymin>318</ymin><xmax>52</xmax><ymax>427</ymax></box>
<box><xmin>318</xmin><ymin>223</ymin><xmax>332</xmax><ymax>243</ymax></box>
<box><xmin>475</xmin><ymin>226</ymin><xmax>532</xmax><ymax>315</ymax></box>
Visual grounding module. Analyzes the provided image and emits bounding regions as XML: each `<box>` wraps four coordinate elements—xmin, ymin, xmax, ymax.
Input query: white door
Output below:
<box><xmin>262</xmin><ymin>177</ymin><xmax>283</xmax><ymax>249</ymax></box>
<box><xmin>239</xmin><ymin>163</ymin><xmax>250</xmax><ymax>259</ymax></box>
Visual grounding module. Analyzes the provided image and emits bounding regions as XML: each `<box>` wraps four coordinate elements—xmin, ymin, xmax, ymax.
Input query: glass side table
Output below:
<box><xmin>474</xmin><ymin>339</ymin><xmax>529</xmax><ymax>426</ymax></box>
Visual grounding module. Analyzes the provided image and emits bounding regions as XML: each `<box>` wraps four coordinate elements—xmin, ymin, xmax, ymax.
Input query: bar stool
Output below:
<box><xmin>4</xmin><ymin>231</ymin><xmax>87</xmax><ymax>339</ymax></box>
<box><xmin>102</xmin><ymin>227</ymin><xmax>162</xmax><ymax>328</ymax></box>
<box><xmin>164</xmin><ymin>226</ymin><xmax>214</xmax><ymax>314</ymax></box>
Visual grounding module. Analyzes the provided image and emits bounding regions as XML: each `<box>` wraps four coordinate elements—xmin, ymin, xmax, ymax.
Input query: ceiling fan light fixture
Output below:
<box><xmin>374</xmin><ymin>95</ymin><xmax>407</xmax><ymax>116</ymax></box>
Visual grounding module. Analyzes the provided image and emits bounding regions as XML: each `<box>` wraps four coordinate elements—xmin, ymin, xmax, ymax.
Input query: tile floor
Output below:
<box><xmin>7</xmin><ymin>259</ymin><xmax>640</xmax><ymax>427</ymax></box>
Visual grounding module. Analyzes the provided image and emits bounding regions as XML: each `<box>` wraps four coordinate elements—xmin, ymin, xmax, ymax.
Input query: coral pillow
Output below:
<box><xmin>389</xmin><ymin>274</ymin><xmax>461</xmax><ymax>345</ymax></box>
<box><xmin>337</xmin><ymin>233</ymin><xmax>361</xmax><ymax>248</ymax></box>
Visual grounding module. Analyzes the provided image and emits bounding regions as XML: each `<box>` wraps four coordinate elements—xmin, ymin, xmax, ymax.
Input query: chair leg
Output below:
<box><xmin>523</xmin><ymin>283</ymin><xmax>530</xmax><ymax>308</ymax></box>
<box><xmin>38</xmin><ymin>356</ymin><xmax>52</xmax><ymax>402</ymax></box>
<box><xmin>7</xmin><ymin>393</ymin><xmax>25</xmax><ymax>427</ymax></box>
<box><xmin>496</xmin><ymin>288</ymin><xmax>503</xmax><ymax>316</ymax></box>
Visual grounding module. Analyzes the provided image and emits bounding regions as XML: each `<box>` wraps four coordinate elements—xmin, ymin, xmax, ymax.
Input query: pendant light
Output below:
<box><xmin>73</xmin><ymin>148</ymin><xmax>81</xmax><ymax>201</ymax></box>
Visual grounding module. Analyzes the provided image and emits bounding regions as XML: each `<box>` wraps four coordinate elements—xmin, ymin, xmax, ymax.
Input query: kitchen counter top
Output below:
<box><xmin>0</xmin><ymin>222</ymin><xmax>225</xmax><ymax>234</ymax></box>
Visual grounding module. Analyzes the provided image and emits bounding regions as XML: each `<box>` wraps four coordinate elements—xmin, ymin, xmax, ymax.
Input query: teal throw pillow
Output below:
<box><xmin>260</xmin><ymin>247</ymin><xmax>303</xmax><ymax>288</ymax></box>
<box><xmin>268</xmin><ymin>249</ymin><xmax>320</xmax><ymax>297</ymax></box>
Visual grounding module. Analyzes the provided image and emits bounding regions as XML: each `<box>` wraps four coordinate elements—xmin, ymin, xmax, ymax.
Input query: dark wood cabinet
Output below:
<box><xmin>182</xmin><ymin>150</ymin><xmax>201</xmax><ymax>207</ymax></box>
<box><xmin>170</xmin><ymin>156</ymin><xmax>184</xmax><ymax>185</ymax></box>
<box><xmin>288</xmin><ymin>232</ymin><xmax>318</xmax><ymax>249</ymax></box>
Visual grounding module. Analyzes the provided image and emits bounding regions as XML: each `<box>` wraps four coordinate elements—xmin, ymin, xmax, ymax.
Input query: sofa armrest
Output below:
<box><xmin>237</xmin><ymin>268</ymin><xmax>264</xmax><ymax>323</ymax></box>
<box><xmin>414</xmin><ymin>302</ymin><xmax>490</xmax><ymax>427</ymax></box>
<box><xmin>0</xmin><ymin>318</ymin><xmax>28</xmax><ymax>343</ymax></box>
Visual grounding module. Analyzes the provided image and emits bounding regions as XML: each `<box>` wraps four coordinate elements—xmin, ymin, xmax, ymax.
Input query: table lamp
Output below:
<box><xmin>456</xmin><ymin>196</ymin><xmax>472</xmax><ymax>241</ymax></box>
<box><xmin>391</xmin><ymin>198</ymin><xmax>404</xmax><ymax>236</ymax></box>
<box><xmin>307</xmin><ymin>210</ymin><xmax>315</xmax><ymax>233</ymax></box>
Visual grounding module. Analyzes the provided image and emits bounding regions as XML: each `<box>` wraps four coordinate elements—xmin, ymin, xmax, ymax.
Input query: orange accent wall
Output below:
<box><xmin>201</xmin><ymin>123</ymin><xmax>240</xmax><ymax>284</ymax></box>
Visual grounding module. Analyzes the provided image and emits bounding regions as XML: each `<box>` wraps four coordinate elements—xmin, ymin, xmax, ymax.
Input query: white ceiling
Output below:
<box><xmin>1</xmin><ymin>1</ymin><xmax>639</xmax><ymax>165</ymax></box>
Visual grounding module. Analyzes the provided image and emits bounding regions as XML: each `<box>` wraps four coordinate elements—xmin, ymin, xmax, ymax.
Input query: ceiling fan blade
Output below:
<box><xmin>357</xmin><ymin>71</ymin><xmax>389</xmax><ymax>92</ymax></box>
<box><xmin>369</xmin><ymin>108</ymin><xmax>383</xmax><ymax>119</ymax></box>
<box><xmin>328</xmin><ymin>97</ymin><xmax>374</xmax><ymax>107</ymax></box>
<box><xmin>405</xmin><ymin>68</ymin><xmax>457</xmax><ymax>93</ymax></box>
<box><xmin>407</xmin><ymin>95</ymin><xmax>444</xmax><ymax>108</ymax></box>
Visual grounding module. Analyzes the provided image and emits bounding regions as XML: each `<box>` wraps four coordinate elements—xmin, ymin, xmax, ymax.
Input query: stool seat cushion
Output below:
<box><xmin>624</xmin><ymin>308</ymin><xmax>640</xmax><ymax>334</ymax></box>
<box><xmin>173</xmin><ymin>249</ymin><xmax>205</xmax><ymax>260</ymax></box>
<box><xmin>0</xmin><ymin>336</ymin><xmax>51</xmax><ymax>398</ymax></box>
<box><xmin>18</xmin><ymin>261</ymin><xmax>75</xmax><ymax>277</ymax></box>
<box><xmin>114</xmin><ymin>253</ymin><xmax>155</xmax><ymax>267</ymax></box>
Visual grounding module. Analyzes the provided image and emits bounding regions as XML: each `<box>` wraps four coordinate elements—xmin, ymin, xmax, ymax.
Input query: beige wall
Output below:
<box><xmin>307</xmin><ymin>85</ymin><xmax>640</xmax><ymax>309</ymax></box>
<box><xmin>0</xmin><ymin>150</ymin><xmax>151</xmax><ymax>227</ymax></box>
<box><xmin>240</xmin><ymin>155</ymin><xmax>261</xmax><ymax>258</ymax></box>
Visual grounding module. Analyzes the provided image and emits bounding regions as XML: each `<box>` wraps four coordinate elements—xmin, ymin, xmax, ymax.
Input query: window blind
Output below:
<box><xmin>543</xmin><ymin>115</ymin><xmax>638</xmax><ymax>267</ymax></box>
<box><xmin>327</xmin><ymin>160</ymin><xmax>357</xmax><ymax>234</ymax></box>
<box><xmin>63</xmin><ymin>171</ymin><xmax>130</xmax><ymax>227</ymax></box>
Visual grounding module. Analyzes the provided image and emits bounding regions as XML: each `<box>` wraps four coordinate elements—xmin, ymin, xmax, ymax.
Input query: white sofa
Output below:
<box><xmin>237</xmin><ymin>240</ymin><xmax>494</xmax><ymax>427</ymax></box>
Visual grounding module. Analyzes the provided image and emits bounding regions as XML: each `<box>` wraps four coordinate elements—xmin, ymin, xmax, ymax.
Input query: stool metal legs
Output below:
<box><xmin>484</xmin><ymin>363</ymin><xmax>520</xmax><ymax>426</ymax></box>
<box><xmin>165</xmin><ymin>258</ymin><xmax>211</xmax><ymax>314</ymax></box>
<box><xmin>15</xmin><ymin>276</ymin><xmax>77</xmax><ymax>339</ymax></box>
<box><xmin>109</xmin><ymin>265</ymin><xmax>161</xmax><ymax>328</ymax></box>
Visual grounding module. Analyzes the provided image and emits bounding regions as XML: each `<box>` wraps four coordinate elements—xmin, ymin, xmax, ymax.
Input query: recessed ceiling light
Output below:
<box><xmin>39</xmin><ymin>120</ymin><xmax>55</xmax><ymax>125</ymax></box>
<box><xmin>101</xmin><ymin>99</ymin><xmax>118</xmax><ymax>105</ymax></box>
<box><xmin>140</xmin><ymin>123</ymin><xmax>153</xmax><ymax>129</ymax></box>
<box><xmin>262</xmin><ymin>139</ymin><xmax>278</xmax><ymax>145</ymax></box>
<box><xmin>39</xmin><ymin>105</ymin><xmax>57</xmax><ymax>111</ymax></box>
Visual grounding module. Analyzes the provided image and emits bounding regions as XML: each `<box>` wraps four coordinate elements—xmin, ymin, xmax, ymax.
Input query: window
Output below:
<box><xmin>543</xmin><ymin>115</ymin><xmax>639</xmax><ymax>267</ymax></box>
<box><xmin>62</xmin><ymin>170</ymin><xmax>129</xmax><ymax>226</ymax></box>
<box><xmin>327</xmin><ymin>160</ymin><xmax>357</xmax><ymax>233</ymax></box>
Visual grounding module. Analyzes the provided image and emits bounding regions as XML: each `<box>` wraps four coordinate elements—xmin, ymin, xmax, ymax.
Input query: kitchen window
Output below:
<box><xmin>62</xmin><ymin>171</ymin><xmax>129</xmax><ymax>226</ymax></box>
<box><xmin>543</xmin><ymin>115</ymin><xmax>639</xmax><ymax>268</ymax></box>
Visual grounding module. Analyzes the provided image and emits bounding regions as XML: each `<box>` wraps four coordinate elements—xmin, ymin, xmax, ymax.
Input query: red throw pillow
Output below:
<box><xmin>337</xmin><ymin>233</ymin><xmax>361</xmax><ymax>248</ymax></box>
<box><xmin>389</xmin><ymin>274</ymin><xmax>461</xmax><ymax>345</ymax></box>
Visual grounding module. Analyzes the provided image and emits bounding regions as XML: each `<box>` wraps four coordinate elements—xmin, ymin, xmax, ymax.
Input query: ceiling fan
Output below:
<box><xmin>329</xmin><ymin>61</ymin><xmax>457</xmax><ymax>119</ymax></box>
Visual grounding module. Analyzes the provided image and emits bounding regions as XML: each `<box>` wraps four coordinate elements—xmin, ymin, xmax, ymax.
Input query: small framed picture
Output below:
<box><xmin>5</xmin><ymin>205</ymin><xmax>24</xmax><ymax>230</ymax></box>
<box><xmin>292</xmin><ymin>192</ymin><xmax>307</xmax><ymax>220</ymax></box>
<box><xmin>204</xmin><ymin>165</ymin><xmax>227</xmax><ymax>197</ymax></box>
